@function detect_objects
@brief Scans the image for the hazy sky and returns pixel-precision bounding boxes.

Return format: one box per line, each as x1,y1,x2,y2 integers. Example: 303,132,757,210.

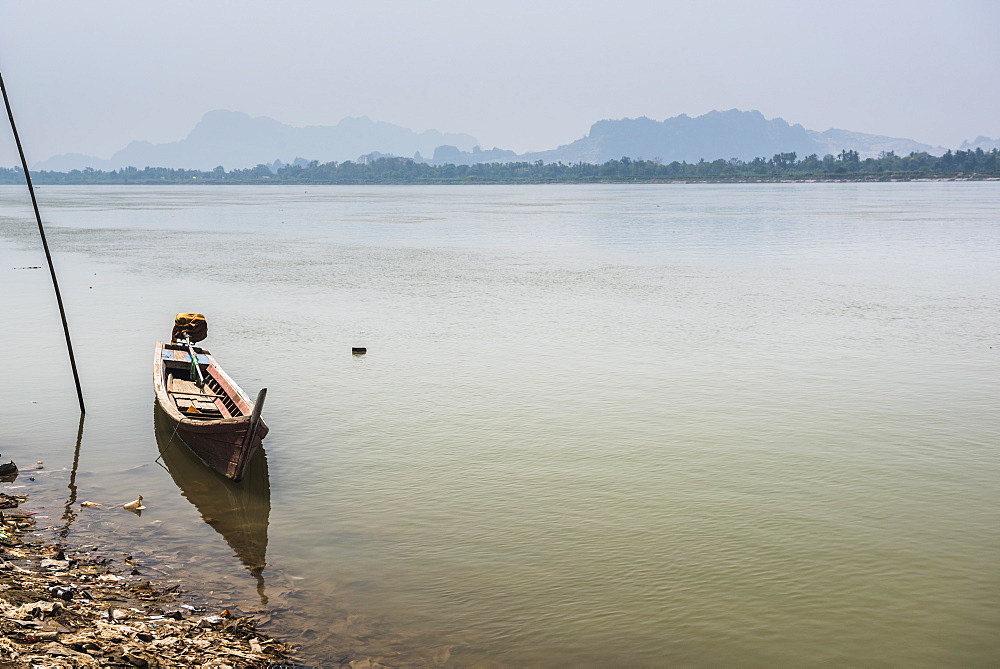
1,0,997,165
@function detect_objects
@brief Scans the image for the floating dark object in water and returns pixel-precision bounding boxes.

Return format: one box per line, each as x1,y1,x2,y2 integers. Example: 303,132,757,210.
352,347,367,355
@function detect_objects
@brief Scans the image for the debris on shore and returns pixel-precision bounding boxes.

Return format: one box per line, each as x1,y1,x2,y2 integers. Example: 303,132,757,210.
0,496,295,666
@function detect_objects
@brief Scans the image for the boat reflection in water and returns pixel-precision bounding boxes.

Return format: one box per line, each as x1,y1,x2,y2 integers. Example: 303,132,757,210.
154,406,271,604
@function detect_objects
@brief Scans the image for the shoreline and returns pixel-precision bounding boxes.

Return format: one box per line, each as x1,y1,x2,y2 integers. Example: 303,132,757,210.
2,175,999,187
0,492,296,666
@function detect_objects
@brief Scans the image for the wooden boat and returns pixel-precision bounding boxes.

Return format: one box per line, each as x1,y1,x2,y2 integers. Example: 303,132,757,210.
153,314,268,482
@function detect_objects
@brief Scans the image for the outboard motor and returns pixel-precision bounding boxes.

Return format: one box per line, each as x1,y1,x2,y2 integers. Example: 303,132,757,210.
171,313,209,386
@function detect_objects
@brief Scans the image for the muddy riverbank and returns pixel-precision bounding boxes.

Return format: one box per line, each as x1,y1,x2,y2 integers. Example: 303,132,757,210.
0,489,297,666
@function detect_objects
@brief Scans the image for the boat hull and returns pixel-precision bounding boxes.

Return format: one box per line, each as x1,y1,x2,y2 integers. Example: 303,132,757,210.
153,341,268,481
154,408,270,577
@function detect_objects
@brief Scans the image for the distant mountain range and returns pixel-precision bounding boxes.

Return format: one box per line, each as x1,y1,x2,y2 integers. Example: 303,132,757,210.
36,111,478,172
34,109,995,172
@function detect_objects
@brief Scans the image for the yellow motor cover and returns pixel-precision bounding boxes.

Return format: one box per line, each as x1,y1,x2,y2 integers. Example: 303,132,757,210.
171,313,208,343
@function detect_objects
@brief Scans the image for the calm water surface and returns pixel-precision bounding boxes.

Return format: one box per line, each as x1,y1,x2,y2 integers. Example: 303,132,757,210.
1,183,998,666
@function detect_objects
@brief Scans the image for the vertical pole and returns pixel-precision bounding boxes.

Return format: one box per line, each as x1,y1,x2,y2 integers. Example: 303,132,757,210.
0,69,85,414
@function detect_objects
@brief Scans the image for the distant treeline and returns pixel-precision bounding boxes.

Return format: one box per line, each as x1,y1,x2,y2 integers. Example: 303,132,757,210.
2,148,998,185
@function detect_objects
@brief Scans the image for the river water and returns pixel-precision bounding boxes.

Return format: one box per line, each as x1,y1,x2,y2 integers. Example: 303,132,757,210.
1,183,998,666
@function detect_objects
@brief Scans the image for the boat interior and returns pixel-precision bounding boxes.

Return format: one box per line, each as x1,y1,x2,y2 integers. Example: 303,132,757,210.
163,347,244,420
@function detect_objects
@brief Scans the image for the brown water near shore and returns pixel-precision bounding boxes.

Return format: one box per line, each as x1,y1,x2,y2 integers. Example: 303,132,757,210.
11,437,446,665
